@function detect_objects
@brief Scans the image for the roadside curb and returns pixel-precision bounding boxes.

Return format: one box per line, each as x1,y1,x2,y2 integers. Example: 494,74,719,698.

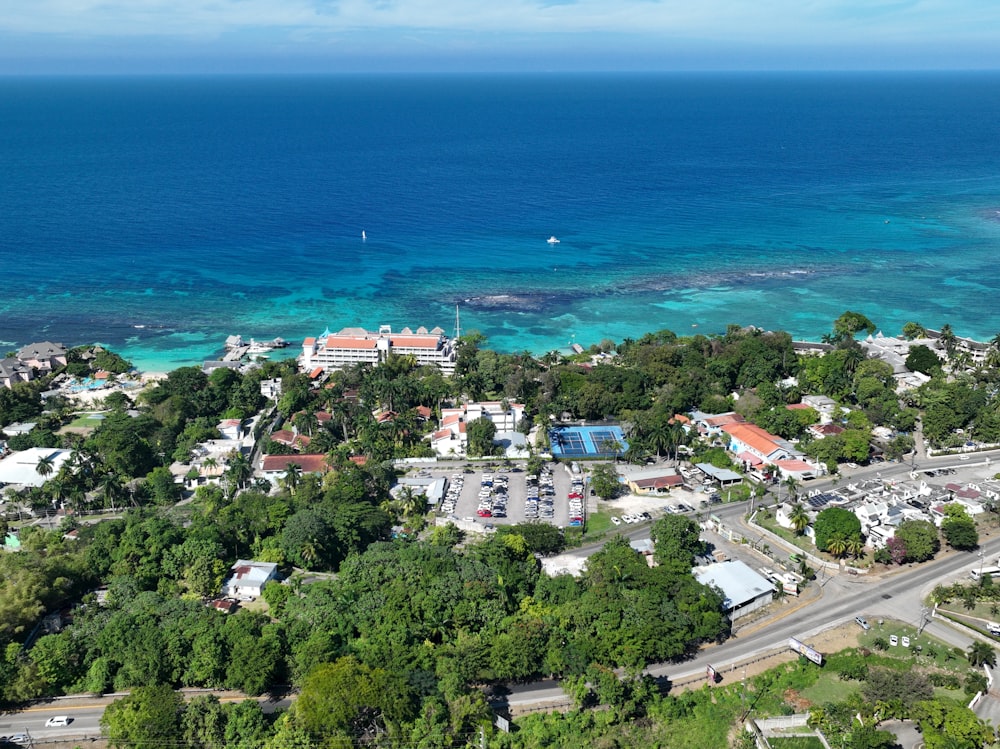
734,585,823,639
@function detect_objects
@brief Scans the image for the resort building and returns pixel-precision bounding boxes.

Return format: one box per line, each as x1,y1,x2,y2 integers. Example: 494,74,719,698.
16,341,67,373
300,325,457,376
0,358,33,389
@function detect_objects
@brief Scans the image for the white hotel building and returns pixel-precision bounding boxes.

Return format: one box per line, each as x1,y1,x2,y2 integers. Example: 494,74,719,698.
300,325,457,375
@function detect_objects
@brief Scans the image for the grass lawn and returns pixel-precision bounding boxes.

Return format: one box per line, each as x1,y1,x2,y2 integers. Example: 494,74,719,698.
583,510,614,539
769,738,825,749
68,414,105,428
857,621,973,673
798,674,858,704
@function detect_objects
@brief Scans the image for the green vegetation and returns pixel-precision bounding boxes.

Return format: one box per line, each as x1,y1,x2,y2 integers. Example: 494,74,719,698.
6,313,1000,747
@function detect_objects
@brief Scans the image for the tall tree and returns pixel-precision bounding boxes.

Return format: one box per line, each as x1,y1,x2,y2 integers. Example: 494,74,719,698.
101,685,184,749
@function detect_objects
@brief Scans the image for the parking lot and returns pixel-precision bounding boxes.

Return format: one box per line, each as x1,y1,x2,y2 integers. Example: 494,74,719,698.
429,464,587,529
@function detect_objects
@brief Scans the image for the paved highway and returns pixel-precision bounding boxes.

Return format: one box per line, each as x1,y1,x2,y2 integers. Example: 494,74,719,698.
1,692,293,744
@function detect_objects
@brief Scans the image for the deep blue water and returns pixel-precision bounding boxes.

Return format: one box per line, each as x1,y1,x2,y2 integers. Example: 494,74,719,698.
2,73,1000,370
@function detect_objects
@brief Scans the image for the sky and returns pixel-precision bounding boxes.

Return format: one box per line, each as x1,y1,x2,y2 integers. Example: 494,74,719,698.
1,0,999,74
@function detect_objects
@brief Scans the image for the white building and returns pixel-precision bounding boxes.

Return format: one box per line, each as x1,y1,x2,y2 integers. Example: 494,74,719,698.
430,401,526,457
693,560,776,620
222,560,279,599
0,448,74,488
300,325,457,376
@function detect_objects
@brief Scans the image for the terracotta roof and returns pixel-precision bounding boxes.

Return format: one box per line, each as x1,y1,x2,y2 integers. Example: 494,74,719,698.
309,367,324,379
303,337,316,345
786,403,813,410
261,454,330,473
388,335,441,348
323,338,378,350
432,428,454,441
633,475,684,489
415,406,432,419
349,455,368,466
670,414,691,424
271,430,311,449
722,422,782,456
442,413,463,427
737,451,763,466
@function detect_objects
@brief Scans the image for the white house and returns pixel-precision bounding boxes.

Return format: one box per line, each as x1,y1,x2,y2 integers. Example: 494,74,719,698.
221,560,279,599
430,401,526,457
217,419,243,441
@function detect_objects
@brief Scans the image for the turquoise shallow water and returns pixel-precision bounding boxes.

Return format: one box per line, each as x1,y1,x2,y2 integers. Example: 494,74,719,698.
1,73,999,371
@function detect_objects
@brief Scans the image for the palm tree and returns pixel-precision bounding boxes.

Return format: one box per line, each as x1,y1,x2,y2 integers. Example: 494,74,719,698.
282,462,302,496
967,641,997,668
98,472,124,512
783,475,800,502
845,536,865,560
789,503,810,536
35,454,55,479
225,451,253,496
396,486,427,522
938,323,957,359
826,535,848,559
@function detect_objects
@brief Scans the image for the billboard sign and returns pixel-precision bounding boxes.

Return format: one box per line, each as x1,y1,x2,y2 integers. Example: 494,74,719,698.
789,637,823,665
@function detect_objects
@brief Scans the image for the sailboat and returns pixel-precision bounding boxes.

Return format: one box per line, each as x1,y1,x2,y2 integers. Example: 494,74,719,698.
362,230,367,240
547,236,560,244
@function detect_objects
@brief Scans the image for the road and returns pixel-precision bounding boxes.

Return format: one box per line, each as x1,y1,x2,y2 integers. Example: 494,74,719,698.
1,692,294,744
506,450,1000,711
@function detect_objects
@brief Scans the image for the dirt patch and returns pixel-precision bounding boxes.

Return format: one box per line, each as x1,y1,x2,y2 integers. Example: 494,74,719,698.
681,624,862,690
783,688,811,712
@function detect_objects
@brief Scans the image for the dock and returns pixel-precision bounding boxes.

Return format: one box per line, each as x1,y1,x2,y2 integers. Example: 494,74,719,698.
223,345,249,362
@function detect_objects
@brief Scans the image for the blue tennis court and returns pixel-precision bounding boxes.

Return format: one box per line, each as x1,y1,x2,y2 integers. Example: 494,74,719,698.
550,425,628,458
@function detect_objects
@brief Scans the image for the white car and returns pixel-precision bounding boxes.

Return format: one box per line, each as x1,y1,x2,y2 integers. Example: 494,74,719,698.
611,516,621,526
46,716,71,727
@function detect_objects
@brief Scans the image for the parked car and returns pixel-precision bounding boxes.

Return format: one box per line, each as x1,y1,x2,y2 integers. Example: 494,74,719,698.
611,516,621,526
855,616,870,631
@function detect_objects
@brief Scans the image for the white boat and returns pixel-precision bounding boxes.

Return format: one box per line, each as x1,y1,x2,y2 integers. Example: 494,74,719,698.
362,230,367,240
547,236,560,244
246,338,275,355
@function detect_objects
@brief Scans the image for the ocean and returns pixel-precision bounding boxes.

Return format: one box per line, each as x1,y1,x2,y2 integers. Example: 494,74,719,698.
2,72,999,371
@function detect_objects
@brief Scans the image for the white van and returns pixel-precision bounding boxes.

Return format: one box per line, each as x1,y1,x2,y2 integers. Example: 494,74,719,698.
970,566,1000,581
987,622,1000,636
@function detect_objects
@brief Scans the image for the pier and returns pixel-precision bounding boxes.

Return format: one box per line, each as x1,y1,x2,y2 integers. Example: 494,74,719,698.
223,345,249,362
